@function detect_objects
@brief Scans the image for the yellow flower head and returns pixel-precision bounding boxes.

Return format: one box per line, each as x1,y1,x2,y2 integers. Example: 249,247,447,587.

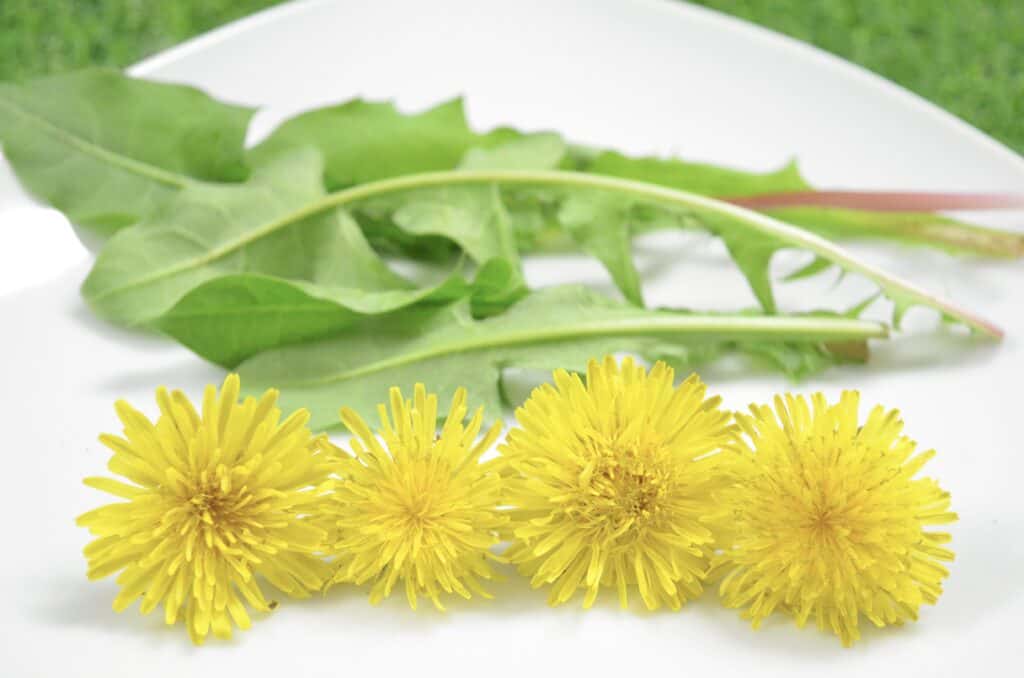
500,356,733,610
323,384,505,610
714,392,956,646
77,375,333,644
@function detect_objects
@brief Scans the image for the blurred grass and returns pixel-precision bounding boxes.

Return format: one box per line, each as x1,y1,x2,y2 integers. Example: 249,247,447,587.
1,0,1021,152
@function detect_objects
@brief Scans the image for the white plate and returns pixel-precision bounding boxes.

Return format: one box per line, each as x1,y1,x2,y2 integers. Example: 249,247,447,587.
1,1,1021,676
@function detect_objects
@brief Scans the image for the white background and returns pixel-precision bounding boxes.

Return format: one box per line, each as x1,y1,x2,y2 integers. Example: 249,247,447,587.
0,1,1022,676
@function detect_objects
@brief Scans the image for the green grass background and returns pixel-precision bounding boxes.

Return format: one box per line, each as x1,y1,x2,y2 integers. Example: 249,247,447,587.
1,0,1020,152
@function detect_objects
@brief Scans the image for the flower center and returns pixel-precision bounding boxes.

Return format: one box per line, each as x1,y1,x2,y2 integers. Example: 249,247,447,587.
402,496,436,523
607,466,662,517
390,460,453,532
577,440,671,532
799,491,858,545
181,476,249,532
189,491,229,518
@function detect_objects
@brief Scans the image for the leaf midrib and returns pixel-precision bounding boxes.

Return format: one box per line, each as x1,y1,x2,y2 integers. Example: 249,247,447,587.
274,313,888,388
88,168,1002,337
0,95,193,190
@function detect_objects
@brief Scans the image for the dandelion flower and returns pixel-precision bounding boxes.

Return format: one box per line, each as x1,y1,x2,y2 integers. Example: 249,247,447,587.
322,384,505,610
500,356,733,610
714,391,956,646
77,375,333,644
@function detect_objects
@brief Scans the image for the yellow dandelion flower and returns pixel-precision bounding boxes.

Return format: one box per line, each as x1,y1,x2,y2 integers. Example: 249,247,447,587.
714,391,956,646
500,356,734,610
322,384,506,610
77,374,334,644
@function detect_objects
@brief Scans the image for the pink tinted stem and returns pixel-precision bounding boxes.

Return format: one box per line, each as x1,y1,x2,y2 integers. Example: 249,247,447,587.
727,191,1024,212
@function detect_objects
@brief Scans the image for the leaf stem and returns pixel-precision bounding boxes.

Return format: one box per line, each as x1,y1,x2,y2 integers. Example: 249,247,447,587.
308,170,1002,338
726,190,1024,258
280,313,888,388
728,190,1024,212
97,169,1003,338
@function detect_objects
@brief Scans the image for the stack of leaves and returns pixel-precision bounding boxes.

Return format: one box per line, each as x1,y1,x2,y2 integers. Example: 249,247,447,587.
2,68,1020,428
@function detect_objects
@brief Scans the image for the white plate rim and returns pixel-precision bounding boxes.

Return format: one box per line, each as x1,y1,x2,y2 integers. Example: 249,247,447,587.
129,0,1024,172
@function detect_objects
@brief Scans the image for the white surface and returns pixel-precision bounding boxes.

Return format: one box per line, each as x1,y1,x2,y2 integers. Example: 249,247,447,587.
1,0,1022,675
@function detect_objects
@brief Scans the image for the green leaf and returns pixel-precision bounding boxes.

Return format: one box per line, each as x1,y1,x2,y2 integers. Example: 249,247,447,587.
82,147,335,325
315,169,1003,336
387,185,519,268
558,191,643,305
82,149,469,363
460,133,566,170
468,129,644,306
716,226,780,312
97,165,995,336
250,97,514,190
783,255,834,282
358,183,525,312
309,211,414,292
576,148,1023,258
152,272,468,368
0,68,253,237
246,93,1021,267
579,150,810,197
352,134,568,309
6,69,1014,264
239,285,889,431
